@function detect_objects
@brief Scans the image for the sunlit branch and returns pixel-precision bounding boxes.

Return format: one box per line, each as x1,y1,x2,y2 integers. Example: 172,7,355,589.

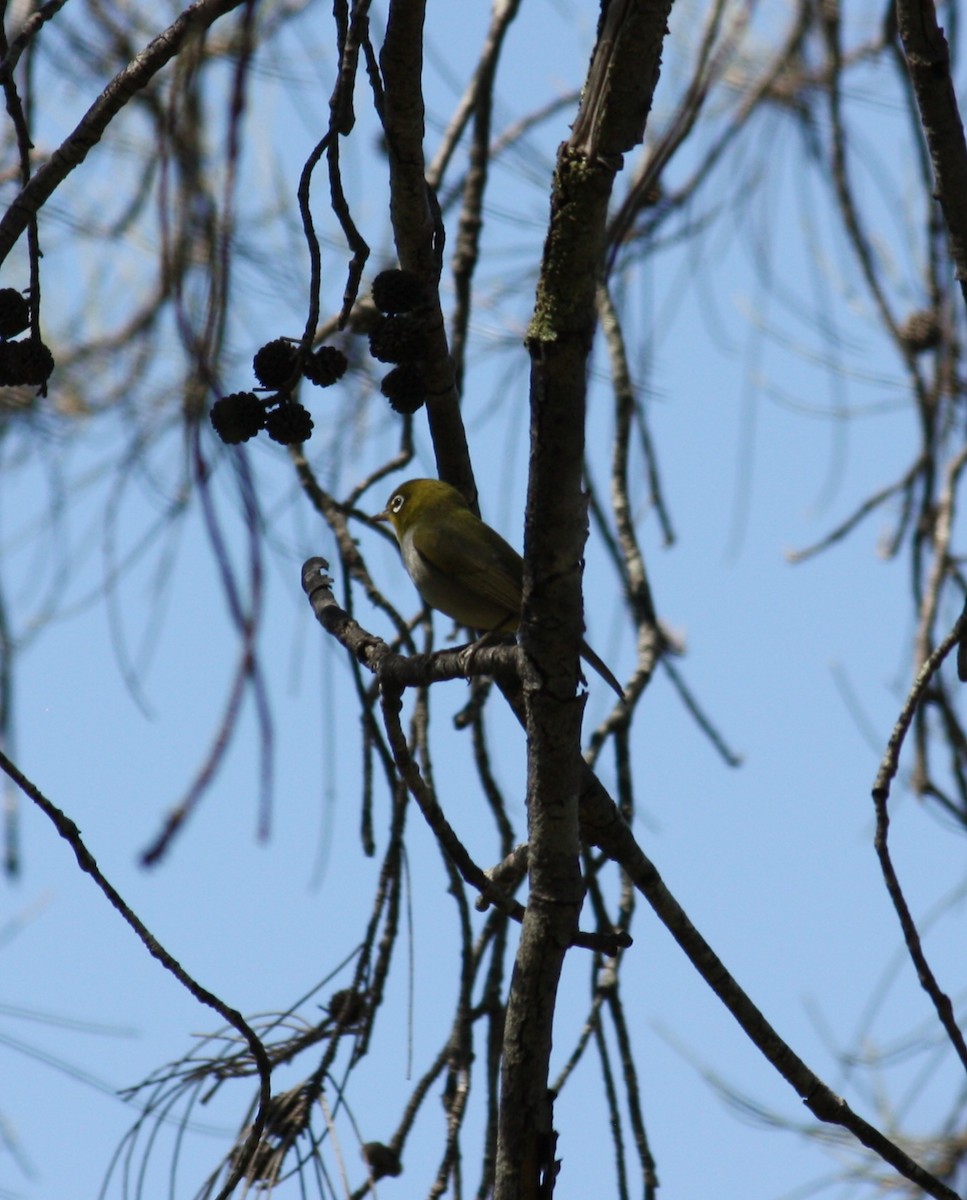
896,0,967,313
871,600,967,1076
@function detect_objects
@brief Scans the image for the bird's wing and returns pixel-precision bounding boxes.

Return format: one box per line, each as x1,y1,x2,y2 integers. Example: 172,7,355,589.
411,519,523,615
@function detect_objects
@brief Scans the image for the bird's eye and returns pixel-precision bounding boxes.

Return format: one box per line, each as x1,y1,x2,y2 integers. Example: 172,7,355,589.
391,494,405,513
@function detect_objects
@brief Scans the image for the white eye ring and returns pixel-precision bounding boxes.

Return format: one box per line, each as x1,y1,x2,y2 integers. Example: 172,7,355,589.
391,494,405,513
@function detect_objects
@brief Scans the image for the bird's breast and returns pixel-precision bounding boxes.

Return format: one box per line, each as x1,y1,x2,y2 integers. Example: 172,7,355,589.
400,530,516,632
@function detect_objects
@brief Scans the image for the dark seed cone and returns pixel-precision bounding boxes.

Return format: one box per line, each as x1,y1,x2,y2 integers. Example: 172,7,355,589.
303,345,348,387
361,1143,402,1180
371,268,426,315
380,363,426,414
0,338,55,387
327,988,365,1026
0,341,28,386
0,289,30,339
253,338,300,388
22,340,54,386
210,391,265,444
368,314,429,364
265,400,313,445
899,309,941,355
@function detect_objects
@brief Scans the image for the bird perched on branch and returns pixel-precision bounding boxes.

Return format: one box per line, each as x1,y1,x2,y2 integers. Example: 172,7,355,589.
375,478,623,698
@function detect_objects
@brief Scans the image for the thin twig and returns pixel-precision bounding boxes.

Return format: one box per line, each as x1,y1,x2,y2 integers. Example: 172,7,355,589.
873,602,967,802
786,459,924,564
870,598,967,1073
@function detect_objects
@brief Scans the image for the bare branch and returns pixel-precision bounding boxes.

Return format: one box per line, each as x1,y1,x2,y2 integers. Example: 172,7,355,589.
0,0,249,264
895,0,967,309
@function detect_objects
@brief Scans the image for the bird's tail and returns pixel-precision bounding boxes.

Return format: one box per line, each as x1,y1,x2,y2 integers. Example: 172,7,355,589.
580,639,624,699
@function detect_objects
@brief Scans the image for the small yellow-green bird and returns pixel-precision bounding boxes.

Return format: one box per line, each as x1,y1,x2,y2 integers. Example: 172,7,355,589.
376,478,623,698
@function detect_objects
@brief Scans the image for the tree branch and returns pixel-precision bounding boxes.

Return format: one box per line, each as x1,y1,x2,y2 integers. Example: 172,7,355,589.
895,0,967,307
302,561,959,1200
0,0,249,265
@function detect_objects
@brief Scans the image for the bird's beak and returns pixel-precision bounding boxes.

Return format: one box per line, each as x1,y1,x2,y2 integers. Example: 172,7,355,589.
374,508,390,524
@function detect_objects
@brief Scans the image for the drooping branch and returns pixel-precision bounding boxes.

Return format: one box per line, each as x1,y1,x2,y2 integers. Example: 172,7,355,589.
0,0,250,264
577,766,962,1200
379,0,475,499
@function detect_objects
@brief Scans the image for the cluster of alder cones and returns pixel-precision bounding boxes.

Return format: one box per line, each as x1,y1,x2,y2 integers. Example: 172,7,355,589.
209,268,429,447
0,288,54,388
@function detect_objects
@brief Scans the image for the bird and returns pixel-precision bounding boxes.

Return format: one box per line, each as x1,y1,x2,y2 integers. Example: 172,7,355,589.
375,478,624,698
